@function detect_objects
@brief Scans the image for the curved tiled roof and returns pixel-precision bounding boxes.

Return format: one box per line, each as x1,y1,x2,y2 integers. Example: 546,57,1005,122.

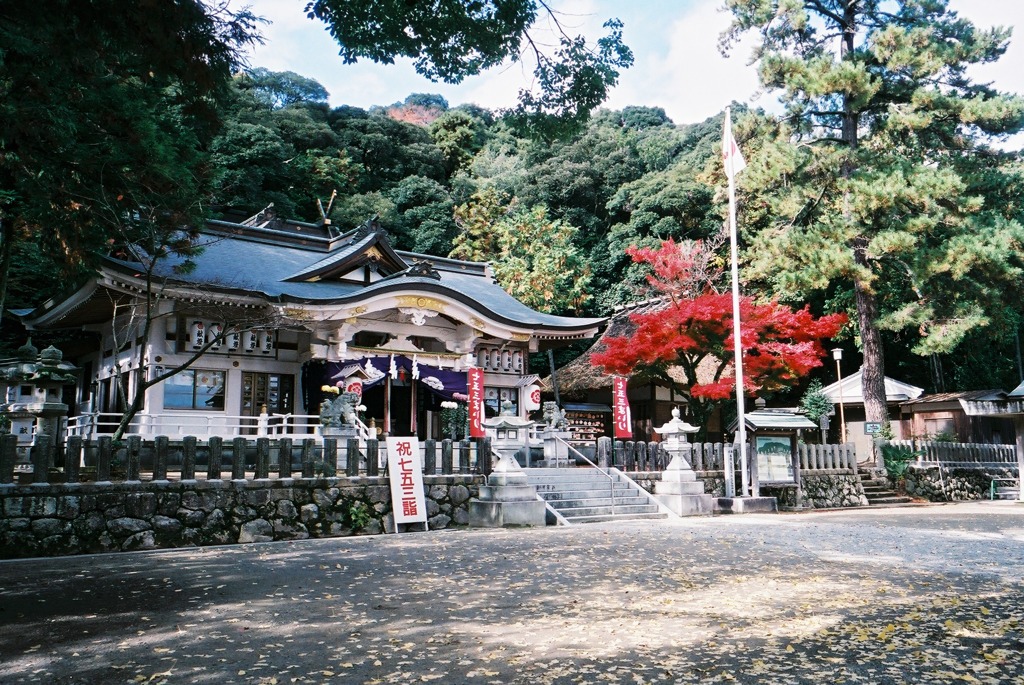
101,219,603,333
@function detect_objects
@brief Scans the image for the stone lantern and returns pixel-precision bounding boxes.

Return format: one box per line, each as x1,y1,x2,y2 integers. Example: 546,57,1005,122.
0,341,79,467
652,407,713,516
481,399,536,466
469,400,546,527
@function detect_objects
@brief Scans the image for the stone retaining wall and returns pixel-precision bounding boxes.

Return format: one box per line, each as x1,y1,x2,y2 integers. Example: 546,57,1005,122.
904,465,1016,502
0,475,482,559
764,472,867,509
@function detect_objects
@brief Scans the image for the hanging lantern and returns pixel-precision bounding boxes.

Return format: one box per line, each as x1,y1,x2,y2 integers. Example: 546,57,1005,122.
260,330,274,354
244,331,258,352
208,323,224,350
502,350,512,371
190,321,205,349
512,351,523,372
227,331,241,351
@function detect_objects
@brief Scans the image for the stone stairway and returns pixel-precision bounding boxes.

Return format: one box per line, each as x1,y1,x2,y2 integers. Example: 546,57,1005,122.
524,468,667,524
858,470,914,506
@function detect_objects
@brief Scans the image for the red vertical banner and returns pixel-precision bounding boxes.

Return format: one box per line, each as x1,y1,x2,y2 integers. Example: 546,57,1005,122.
613,376,633,439
468,368,485,438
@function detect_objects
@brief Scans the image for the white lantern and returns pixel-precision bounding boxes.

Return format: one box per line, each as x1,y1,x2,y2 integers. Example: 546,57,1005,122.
190,321,205,349
260,330,274,354
244,331,258,352
227,331,241,351
208,323,223,350
512,350,523,372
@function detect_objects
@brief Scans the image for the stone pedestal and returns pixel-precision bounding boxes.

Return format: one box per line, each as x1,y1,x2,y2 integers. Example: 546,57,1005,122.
654,449,714,516
714,496,778,514
469,453,546,527
539,429,573,467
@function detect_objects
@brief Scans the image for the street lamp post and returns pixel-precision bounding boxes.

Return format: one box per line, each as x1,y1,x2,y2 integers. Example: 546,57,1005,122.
833,348,847,445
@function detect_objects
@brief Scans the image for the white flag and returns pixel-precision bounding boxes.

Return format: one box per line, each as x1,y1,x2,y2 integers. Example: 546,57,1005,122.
723,109,747,180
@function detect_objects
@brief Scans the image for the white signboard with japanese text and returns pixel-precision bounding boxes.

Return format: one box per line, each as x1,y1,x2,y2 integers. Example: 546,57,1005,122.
385,436,428,528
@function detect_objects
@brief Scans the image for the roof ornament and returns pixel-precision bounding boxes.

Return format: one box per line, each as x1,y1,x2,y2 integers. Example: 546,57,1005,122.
405,261,442,280
354,214,385,240
242,203,276,227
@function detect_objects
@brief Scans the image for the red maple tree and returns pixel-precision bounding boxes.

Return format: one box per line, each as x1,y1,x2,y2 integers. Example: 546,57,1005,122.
591,239,847,427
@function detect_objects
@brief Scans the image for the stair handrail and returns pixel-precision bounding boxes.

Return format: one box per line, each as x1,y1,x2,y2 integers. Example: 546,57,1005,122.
554,436,688,520
608,467,682,519
555,435,617,516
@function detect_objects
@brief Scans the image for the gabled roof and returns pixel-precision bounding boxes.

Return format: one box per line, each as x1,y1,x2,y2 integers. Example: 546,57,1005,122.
901,389,1003,406
728,409,817,432
543,299,718,396
959,380,1024,416
23,212,604,340
821,368,923,405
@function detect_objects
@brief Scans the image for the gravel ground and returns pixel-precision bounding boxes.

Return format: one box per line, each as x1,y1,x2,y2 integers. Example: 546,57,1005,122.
1,501,1022,684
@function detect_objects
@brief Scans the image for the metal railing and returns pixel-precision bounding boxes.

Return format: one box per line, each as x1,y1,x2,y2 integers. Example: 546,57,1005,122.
66,412,327,441
555,435,618,516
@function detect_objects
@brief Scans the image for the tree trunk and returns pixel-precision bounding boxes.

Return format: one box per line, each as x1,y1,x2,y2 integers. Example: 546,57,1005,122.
854,273,889,425
841,4,886,426
0,219,15,328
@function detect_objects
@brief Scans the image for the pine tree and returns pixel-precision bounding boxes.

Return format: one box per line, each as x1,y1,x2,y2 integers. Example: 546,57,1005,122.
723,0,1024,426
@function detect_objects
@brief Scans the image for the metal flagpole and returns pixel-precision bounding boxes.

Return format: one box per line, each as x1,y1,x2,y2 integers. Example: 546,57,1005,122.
725,107,748,498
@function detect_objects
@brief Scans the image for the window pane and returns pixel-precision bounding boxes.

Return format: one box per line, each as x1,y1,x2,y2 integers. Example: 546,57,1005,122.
164,370,196,409
196,370,225,410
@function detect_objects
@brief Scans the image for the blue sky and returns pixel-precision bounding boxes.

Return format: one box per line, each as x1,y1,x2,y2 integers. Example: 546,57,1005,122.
237,0,1024,129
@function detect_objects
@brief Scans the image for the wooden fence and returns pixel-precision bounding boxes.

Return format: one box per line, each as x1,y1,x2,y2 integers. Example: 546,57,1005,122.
890,440,1017,467
0,433,490,486
606,440,856,473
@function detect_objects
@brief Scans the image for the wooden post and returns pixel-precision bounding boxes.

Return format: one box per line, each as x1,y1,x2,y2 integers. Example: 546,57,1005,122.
31,433,52,484
97,435,112,482
126,435,141,481
477,437,493,476
277,438,293,478
636,441,648,471
366,439,379,476
255,437,270,479
0,433,17,484
64,435,82,484
231,437,246,480
322,438,337,477
301,438,316,478
181,436,197,480
153,435,169,481
422,439,436,475
207,436,223,480
345,438,360,476
441,439,454,475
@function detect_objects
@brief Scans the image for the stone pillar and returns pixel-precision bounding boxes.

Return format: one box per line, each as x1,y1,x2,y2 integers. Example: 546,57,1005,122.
208,436,224,480
181,436,197,481
231,437,247,480
1015,416,1024,503
540,429,573,467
